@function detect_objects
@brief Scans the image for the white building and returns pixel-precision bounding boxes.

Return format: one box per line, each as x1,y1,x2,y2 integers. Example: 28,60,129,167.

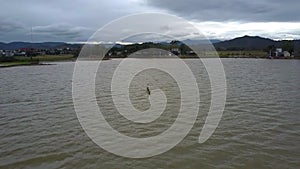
275,48,283,57
3,50,14,57
283,51,291,57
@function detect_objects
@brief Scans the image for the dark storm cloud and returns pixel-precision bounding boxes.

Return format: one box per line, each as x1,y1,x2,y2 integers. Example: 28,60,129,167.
145,0,300,22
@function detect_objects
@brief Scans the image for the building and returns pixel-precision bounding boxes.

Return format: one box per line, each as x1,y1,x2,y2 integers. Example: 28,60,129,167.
2,50,14,57
269,48,291,58
14,51,26,56
283,51,291,57
275,48,283,57
170,48,181,55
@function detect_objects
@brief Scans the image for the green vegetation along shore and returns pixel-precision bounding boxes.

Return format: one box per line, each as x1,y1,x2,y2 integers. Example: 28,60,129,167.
1,51,298,68
0,54,75,68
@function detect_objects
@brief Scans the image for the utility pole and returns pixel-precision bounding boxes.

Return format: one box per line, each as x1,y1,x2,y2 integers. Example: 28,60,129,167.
30,26,33,61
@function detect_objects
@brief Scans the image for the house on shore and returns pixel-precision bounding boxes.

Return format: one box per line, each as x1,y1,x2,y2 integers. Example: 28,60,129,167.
170,48,181,55
269,48,291,59
0,50,14,57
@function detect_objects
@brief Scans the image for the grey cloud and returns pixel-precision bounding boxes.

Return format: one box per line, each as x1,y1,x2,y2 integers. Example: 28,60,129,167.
0,20,25,33
28,23,95,42
0,0,299,42
33,24,90,38
145,0,300,22
0,0,146,42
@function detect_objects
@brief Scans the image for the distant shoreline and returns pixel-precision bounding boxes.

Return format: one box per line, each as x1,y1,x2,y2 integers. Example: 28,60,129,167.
1,53,298,68
0,54,74,68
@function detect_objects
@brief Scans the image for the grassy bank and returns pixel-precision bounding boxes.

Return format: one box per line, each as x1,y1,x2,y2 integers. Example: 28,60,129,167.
0,61,34,67
16,54,75,62
0,54,75,68
216,50,267,58
153,50,268,58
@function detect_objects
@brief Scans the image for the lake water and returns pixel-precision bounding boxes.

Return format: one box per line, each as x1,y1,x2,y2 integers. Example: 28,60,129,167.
0,59,299,168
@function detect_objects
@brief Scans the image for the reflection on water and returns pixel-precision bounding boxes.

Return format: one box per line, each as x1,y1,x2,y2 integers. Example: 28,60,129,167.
0,59,299,168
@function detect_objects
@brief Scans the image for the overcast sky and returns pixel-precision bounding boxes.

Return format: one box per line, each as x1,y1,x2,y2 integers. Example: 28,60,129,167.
0,0,299,42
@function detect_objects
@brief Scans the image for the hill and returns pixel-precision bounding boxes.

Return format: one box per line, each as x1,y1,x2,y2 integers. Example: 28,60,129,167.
0,42,82,50
183,39,221,45
213,35,279,50
0,36,298,53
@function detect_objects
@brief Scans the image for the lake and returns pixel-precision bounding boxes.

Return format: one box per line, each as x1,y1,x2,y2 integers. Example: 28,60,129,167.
0,58,299,168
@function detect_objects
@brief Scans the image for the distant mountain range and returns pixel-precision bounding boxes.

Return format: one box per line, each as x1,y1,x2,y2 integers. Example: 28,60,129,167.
214,35,298,50
182,39,221,45
0,42,82,50
0,36,298,50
